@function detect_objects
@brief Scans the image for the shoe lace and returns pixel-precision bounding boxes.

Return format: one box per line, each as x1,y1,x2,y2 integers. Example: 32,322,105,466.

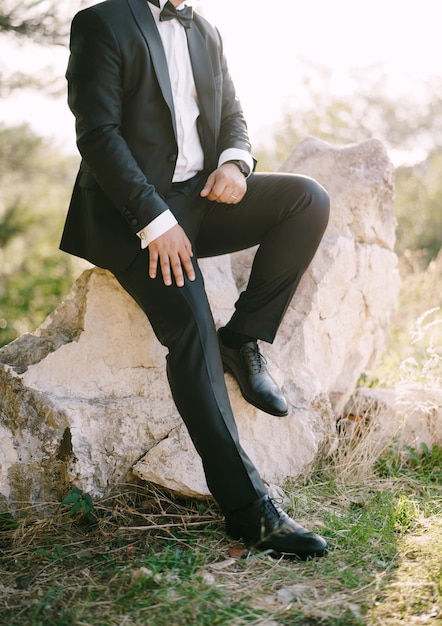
261,497,283,526
240,344,267,374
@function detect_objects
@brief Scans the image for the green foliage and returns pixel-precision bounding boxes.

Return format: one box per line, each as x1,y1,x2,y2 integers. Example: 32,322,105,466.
0,123,79,347
395,151,442,263
405,441,442,469
62,487,94,518
0,511,18,530
369,254,442,388
375,442,442,481
393,494,421,533
35,545,66,560
255,67,442,267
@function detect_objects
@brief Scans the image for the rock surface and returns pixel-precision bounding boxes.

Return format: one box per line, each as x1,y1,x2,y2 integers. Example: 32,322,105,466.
0,138,401,509
341,386,442,454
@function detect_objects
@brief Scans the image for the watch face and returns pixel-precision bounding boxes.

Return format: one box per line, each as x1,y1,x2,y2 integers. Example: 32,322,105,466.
233,160,249,176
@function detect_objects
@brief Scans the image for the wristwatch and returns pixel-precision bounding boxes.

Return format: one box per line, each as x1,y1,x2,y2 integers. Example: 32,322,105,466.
225,159,250,177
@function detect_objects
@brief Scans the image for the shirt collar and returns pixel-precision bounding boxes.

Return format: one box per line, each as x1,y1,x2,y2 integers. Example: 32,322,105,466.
149,0,187,9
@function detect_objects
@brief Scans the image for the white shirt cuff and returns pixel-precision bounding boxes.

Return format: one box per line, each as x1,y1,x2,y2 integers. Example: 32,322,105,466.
218,148,254,178
137,210,178,249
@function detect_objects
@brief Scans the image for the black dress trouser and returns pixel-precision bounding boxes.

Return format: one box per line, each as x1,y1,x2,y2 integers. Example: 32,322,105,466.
113,172,330,513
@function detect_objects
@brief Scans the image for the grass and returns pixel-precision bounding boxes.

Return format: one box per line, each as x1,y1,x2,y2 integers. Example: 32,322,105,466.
1,438,441,626
368,249,442,389
1,253,441,625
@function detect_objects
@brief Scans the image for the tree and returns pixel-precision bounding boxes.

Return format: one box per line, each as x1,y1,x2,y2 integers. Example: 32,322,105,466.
255,65,442,170
0,1,77,43
395,151,442,264
0,2,90,346
0,0,86,94
0,123,79,347
254,66,442,265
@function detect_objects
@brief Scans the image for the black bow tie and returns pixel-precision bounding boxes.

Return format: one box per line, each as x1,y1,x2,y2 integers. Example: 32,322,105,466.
159,1,193,29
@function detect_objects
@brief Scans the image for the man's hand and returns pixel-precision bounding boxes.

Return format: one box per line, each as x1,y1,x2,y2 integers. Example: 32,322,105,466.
148,224,195,287
200,162,247,204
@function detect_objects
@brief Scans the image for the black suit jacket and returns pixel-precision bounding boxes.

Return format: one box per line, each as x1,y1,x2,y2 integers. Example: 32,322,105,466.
60,0,252,272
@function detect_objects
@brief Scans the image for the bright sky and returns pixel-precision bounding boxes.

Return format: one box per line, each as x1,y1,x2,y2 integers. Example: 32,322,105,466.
1,0,441,153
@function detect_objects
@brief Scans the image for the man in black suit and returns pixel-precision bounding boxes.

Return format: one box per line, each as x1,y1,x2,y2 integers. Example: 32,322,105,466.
61,0,330,559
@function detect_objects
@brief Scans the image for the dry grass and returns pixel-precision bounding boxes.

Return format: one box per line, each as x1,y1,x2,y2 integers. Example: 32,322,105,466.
1,429,441,626
367,513,442,625
372,249,442,388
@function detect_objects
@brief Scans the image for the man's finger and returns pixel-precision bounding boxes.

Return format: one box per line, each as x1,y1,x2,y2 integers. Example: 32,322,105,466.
148,224,195,287
169,255,184,287
200,172,216,198
160,257,173,286
149,250,158,279
180,254,195,282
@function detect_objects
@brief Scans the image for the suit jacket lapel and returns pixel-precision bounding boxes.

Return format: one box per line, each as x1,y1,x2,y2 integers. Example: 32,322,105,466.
186,22,217,147
127,0,177,138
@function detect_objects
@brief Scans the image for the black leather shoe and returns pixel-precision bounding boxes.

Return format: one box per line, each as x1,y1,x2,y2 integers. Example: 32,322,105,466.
218,331,288,416
225,495,328,560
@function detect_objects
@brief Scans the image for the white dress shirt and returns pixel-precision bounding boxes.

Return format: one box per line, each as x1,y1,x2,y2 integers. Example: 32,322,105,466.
137,0,253,248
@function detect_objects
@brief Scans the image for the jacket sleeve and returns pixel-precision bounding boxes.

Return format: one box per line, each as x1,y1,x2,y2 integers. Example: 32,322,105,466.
66,8,169,233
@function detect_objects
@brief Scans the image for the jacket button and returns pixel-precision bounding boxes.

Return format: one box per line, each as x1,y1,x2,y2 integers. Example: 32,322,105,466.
168,153,177,162
130,218,138,226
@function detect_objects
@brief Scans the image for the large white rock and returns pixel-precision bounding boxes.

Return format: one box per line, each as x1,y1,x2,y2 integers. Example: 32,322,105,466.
231,138,400,413
0,138,400,509
341,386,442,454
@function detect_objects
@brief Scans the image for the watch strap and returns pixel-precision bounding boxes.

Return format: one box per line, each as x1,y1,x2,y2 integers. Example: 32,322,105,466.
225,159,250,177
